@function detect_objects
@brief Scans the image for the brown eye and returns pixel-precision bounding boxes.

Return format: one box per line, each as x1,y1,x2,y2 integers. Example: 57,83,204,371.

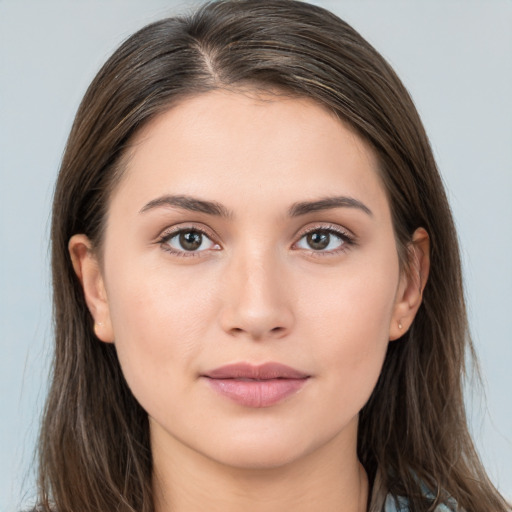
179,231,203,251
295,228,348,253
306,231,330,250
162,229,218,254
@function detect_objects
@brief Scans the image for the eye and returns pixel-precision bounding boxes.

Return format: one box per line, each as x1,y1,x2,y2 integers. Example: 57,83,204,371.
295,228,351,253
160,228,219,255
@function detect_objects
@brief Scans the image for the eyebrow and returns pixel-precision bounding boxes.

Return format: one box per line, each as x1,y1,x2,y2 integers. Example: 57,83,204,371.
139,194,232,217
139,194,372,218
288,196,373,217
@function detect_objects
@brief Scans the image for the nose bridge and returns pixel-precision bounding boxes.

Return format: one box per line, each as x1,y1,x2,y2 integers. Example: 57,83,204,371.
220,240,294,340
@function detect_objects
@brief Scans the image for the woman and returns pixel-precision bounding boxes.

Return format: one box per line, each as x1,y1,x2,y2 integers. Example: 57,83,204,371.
36,1,510,511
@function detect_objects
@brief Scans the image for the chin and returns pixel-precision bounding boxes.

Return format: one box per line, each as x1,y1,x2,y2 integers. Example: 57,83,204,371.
209,441,311,471
196,422,342,472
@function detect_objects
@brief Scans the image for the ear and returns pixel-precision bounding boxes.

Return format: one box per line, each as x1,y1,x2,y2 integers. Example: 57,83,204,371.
68,234,115,343
389,227,430,341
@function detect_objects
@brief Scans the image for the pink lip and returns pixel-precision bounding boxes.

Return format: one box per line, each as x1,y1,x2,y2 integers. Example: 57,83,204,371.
202,363,310,408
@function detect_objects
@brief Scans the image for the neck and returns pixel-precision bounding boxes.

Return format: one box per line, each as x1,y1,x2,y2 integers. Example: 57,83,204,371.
152,422,368,512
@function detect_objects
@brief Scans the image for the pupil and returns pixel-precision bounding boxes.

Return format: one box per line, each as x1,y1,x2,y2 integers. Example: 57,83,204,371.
180,231,202,250
307,231,329,250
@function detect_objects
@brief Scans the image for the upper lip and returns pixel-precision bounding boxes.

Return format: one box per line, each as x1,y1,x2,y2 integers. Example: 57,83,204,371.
203,362,310,380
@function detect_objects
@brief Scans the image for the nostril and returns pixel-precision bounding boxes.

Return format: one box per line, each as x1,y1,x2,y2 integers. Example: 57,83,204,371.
269,326,288,338
227,325,288,339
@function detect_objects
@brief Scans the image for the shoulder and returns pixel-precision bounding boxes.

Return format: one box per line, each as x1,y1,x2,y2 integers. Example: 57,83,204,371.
384,494,459,512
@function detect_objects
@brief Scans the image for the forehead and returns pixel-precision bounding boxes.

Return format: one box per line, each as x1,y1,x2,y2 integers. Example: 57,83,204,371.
111,89,387,215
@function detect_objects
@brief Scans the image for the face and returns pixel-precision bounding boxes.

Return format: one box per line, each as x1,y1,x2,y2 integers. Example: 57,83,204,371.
72,90,423,471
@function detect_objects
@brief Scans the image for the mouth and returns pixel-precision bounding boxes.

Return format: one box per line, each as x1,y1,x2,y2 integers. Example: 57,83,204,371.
202,362,310,408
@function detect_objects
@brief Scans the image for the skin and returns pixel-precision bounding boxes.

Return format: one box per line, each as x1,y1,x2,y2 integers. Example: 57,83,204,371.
70,90,429,512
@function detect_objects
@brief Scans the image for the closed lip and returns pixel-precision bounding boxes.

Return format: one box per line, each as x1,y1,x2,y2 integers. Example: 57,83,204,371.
203,362,310,380
202,362,310,408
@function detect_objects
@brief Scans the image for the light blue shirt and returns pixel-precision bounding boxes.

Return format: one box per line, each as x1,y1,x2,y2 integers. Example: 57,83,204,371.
384,494,457,511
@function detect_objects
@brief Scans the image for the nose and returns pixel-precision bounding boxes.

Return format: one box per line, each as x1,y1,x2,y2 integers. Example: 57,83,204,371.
219,249,295,341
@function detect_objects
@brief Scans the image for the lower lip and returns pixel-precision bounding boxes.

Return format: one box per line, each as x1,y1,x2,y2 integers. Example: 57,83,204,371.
205,378,308,408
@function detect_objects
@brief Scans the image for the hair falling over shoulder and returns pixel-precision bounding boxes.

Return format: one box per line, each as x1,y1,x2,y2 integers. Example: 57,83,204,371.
38,1,510,511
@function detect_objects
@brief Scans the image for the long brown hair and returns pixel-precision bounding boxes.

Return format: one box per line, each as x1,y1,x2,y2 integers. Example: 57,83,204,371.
38,1,510,511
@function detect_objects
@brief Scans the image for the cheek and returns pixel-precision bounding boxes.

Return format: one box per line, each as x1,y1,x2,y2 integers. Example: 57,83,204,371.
103,260,218,412
298,258,398,403
302,255,398,336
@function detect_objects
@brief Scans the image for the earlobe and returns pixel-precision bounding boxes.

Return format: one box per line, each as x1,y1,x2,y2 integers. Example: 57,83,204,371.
68,234,115,343
389,227,430,341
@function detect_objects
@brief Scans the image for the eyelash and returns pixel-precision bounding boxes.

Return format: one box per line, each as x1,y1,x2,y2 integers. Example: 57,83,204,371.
294,224,356,257
157,225,219,258
156,224,356,258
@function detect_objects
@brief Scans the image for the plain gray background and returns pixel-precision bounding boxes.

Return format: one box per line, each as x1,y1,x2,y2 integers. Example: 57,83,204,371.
1,1,511,510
